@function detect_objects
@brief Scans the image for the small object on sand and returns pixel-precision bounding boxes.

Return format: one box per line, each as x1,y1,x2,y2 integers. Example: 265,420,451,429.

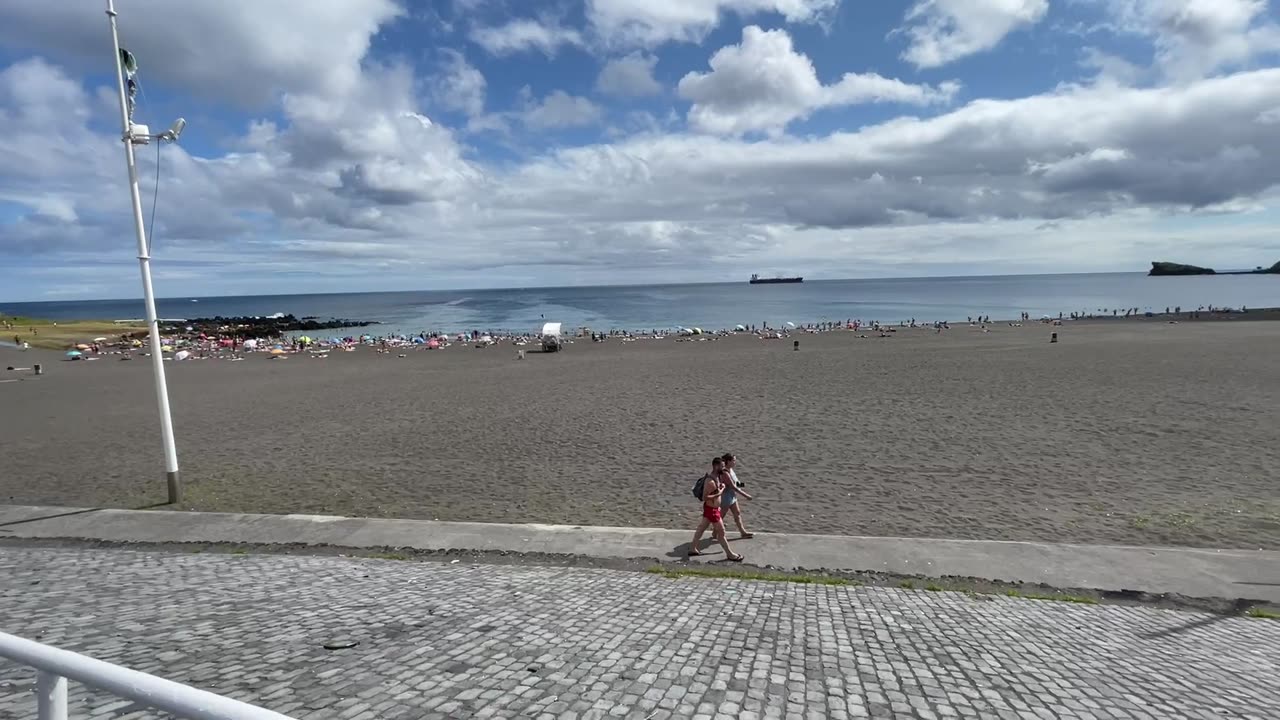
397,353,406,358
1050,332,1058,344
322,639,359,650
517,350,525,360
34,364,42,375
793,340,799,351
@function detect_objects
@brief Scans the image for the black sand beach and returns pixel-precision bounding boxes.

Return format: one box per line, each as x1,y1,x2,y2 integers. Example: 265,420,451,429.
2,318,1278,549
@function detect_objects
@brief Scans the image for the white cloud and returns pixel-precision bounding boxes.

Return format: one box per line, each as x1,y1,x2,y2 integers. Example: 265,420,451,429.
899,0,1049,68
0,57,90,132
11,55,1280,286
679,26,959,135
472,1,840,55
1099,0,1280,80
597,53,663,97
469,19,584,56
1079,47,1149,86
587,0,839,47
6,3,1280,297
0,0,401,107
519,90,604,130
434,50,487,117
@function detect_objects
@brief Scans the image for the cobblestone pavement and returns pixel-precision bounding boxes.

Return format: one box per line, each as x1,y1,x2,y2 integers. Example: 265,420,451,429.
0,548,1277,720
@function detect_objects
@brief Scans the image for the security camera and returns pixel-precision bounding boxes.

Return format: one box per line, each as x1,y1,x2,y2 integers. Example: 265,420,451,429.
159,118,186,142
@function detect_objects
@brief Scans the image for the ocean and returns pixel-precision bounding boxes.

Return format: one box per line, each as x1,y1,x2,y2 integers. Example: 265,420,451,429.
2,273,1277,335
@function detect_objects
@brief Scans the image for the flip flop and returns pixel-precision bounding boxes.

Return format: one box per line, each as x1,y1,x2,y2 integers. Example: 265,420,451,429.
739,533,755,539
726,554,745,562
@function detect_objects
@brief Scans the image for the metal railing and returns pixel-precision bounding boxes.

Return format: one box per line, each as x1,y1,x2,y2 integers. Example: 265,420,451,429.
0,631,295,720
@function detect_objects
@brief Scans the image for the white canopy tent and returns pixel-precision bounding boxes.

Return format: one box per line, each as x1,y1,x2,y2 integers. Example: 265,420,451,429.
541,322,563,352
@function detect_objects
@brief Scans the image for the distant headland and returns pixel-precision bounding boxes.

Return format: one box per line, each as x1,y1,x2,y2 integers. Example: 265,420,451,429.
1149,261,1280,276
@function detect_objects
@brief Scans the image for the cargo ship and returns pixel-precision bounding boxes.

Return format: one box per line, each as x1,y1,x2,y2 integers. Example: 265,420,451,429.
749,274,803,284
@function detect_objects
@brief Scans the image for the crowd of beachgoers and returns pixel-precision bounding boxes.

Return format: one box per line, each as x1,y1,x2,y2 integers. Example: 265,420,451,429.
37,319,969,360
5,302,1263,362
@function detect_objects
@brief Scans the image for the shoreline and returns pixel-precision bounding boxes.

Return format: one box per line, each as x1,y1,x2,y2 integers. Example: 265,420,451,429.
5,306,1277,353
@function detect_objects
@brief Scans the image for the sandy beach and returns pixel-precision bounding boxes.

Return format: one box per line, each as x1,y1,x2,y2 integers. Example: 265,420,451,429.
2,318,1279,550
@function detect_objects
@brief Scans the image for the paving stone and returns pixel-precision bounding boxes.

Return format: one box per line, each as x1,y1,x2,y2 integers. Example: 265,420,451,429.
0,547,1275,720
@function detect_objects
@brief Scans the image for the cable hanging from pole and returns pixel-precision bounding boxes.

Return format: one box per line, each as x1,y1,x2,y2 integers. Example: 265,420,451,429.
149,140,160,256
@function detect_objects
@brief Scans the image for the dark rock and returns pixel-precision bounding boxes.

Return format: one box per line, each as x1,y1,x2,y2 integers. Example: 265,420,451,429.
1149,261,1215,276
157,314,379,338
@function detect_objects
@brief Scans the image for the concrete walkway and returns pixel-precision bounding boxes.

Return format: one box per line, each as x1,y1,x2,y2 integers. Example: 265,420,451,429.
1,504,1277,602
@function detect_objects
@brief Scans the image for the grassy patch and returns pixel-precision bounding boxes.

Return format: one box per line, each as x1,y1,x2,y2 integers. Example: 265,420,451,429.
898,580,914,589
230,549,248,555
646,567,854,586
1001,588,1096,604
1246,607,1279,620
0,316,146,351
925,584,943,592
369,552,410,561
1130,510,1199,532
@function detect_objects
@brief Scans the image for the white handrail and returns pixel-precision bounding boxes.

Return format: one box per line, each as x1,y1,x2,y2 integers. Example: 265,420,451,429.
0,631,295,720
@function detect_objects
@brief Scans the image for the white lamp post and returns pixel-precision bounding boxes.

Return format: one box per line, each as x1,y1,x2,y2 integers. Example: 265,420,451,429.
105,0,184,503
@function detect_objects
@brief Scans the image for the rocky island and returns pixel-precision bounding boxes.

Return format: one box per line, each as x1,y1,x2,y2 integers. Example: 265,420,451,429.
1149,261,1280,276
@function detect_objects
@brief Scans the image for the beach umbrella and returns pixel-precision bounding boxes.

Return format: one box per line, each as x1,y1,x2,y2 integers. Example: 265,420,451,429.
243,339,258,350
93,337,108,342
65,350,82,358
785,322,796,329
734,324,746,332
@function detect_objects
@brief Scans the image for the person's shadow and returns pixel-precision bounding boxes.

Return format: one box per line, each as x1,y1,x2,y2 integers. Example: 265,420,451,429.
667,538,744,560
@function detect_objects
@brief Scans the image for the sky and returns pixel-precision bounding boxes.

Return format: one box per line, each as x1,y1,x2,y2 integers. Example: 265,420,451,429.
3,0,1280,301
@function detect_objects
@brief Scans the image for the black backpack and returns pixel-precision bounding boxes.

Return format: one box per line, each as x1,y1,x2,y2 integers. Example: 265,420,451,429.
691,473,708,500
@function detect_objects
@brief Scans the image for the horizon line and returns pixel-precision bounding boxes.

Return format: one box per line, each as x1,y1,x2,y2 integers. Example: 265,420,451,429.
0,269,1151,306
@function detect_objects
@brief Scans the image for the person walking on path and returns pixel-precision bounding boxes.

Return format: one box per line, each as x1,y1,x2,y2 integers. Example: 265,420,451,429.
688,457,721,556
688,460,743,561
720,453,754,539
